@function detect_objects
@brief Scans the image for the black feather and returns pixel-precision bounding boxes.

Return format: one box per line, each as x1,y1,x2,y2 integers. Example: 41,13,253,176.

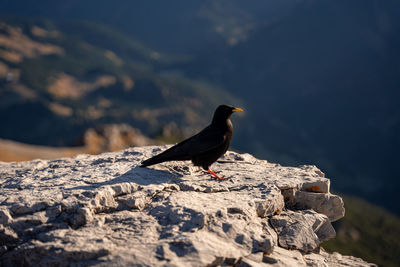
140,105,242,170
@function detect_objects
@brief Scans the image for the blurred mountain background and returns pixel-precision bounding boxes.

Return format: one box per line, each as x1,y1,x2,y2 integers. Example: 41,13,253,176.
0,0,399,265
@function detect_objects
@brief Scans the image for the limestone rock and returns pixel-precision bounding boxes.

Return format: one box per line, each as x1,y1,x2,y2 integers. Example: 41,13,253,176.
270,210,336,253
0,146,374,266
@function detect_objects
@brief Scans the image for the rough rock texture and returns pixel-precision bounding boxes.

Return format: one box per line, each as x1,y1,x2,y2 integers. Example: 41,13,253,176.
0,146,375,266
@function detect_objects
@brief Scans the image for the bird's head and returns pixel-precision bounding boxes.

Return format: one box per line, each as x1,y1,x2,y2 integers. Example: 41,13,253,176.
212,105,243,123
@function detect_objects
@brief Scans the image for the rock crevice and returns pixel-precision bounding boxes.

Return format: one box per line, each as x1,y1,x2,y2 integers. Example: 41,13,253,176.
0,146,374,266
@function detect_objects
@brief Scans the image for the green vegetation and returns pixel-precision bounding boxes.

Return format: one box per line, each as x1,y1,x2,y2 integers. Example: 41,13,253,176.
323,195,400,267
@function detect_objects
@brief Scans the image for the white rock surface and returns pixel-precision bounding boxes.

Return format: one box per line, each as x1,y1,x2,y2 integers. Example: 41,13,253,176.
270,210,335,253
0,146,375,266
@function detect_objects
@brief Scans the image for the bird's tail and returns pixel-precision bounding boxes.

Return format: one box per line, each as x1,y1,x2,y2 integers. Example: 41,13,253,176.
140,148,191,167
140,154,167,167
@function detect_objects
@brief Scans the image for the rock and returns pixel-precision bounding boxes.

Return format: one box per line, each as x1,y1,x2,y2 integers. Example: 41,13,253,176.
319,249,377,267
270,210,336,253
0,146,374,266
292,191,345,222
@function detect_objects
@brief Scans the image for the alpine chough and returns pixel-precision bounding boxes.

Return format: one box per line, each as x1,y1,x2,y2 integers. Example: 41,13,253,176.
140,105,243,180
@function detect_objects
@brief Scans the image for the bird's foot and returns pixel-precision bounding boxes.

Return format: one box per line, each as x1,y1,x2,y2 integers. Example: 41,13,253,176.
206,170,228,180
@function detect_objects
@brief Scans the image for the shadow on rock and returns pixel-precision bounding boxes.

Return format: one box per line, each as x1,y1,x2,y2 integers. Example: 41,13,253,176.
68,166,180,191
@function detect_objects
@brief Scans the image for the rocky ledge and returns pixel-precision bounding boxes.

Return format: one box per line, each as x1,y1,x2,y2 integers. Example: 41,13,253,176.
0,146,375,266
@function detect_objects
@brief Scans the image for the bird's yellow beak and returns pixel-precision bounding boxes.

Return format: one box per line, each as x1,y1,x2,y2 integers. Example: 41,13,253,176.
232,107,244,112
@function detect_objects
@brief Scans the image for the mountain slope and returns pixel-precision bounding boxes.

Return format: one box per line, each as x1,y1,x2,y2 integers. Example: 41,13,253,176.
0,17,238,146
0,0,300,53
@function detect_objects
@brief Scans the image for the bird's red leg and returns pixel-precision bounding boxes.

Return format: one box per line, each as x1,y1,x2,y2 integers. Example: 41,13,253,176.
202,170,221,174
207,170,228,180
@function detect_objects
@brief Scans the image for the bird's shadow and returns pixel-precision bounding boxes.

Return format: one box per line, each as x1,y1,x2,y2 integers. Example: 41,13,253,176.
68,166,182,191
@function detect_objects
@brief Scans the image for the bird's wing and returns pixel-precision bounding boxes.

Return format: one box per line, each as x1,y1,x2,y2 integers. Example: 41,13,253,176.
176,125,226,157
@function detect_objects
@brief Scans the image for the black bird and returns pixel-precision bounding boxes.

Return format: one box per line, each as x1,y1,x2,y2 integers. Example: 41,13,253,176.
140,105,243,180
